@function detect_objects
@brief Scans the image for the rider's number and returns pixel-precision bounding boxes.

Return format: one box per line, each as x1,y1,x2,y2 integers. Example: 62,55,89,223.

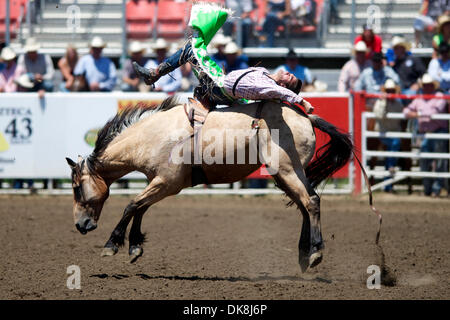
4,117,33,139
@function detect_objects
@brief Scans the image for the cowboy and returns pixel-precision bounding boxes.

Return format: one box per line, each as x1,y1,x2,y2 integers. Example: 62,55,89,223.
17,37,55,96
73,36,117,92
0,47,24,93
391,36,426,95
121,41,148,92
133,3,313,113
403,73,449,197
338,41,371,92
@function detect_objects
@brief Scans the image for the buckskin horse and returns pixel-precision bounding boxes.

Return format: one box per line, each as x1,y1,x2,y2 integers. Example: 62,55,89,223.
66,96,353,271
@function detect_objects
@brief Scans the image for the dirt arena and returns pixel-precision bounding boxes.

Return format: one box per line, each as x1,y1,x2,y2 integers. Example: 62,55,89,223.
0,193,448,300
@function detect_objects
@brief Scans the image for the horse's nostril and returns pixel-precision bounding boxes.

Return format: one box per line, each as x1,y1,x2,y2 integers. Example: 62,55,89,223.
75,223,87,234
83,218,90,228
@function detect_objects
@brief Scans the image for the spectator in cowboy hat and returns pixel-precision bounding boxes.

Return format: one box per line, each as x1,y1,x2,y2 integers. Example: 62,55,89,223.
17,37,55,97
121,41,149,92
73,36,117,91
428,42,450,93
373,78,404,192
404,73,449,197
0,46,25,92
432,14,450,58
414,0,450,48
391,35,426,95
338,41,371,92
211,33,231,71
144,38,181,93
223,42,249,73
354,52,401,109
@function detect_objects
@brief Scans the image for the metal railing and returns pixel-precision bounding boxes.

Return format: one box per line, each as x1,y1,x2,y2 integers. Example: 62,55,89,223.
361,111,450,191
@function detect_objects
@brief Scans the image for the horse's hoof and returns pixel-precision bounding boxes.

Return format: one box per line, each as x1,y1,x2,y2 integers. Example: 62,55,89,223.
299,254,310,273
101,247,118,257
129,246,143,263
309,252,323,268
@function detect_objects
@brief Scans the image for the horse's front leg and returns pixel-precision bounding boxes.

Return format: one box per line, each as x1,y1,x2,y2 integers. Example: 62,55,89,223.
125,175,182,262
128,207,148,263
101,202,140,256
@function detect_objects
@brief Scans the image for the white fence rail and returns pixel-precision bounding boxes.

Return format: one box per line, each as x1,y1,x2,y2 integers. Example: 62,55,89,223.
361,112,450,191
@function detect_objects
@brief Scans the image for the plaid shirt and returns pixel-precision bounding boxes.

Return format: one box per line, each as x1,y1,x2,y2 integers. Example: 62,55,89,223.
223,67,304,105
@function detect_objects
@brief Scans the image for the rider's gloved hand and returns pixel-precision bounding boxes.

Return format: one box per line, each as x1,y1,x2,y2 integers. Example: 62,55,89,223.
301,99,314,114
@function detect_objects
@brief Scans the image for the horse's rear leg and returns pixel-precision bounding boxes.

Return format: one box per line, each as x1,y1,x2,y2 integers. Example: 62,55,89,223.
274,170,323,272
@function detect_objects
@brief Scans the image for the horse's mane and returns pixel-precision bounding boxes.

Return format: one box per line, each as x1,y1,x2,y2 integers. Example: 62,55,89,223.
88,95,180,167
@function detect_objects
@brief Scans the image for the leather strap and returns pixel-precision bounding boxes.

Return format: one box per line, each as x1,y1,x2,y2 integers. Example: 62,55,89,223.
232,70,257,96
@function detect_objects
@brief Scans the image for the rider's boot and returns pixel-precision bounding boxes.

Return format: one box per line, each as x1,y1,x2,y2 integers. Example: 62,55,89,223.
132,61,174,86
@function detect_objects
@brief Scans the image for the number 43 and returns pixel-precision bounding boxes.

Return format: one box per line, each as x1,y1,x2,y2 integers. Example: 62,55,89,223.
4,118,33,139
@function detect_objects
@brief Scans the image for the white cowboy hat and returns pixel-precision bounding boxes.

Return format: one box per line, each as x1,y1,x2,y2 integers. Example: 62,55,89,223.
391,36,411,51
90,36,106,48
420,73,440,89
129,41,145,54
211,33,231,47
224,42,240,55
15,74,35,89
381,78,400,93
152,38,169,50
24,37,40,52
352,41,368,54
354,41,367,52
0,47,17,61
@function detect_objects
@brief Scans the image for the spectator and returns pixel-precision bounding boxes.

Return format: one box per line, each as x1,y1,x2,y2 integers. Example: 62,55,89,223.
403,73,449,197
353,24,382,59
355,53,400,95
391,36,426,95
17,38,55,97
74,37,117,92
144,38,182,93
0,43,5,72
0,47,24,92
428,42,450,93
372,79,404,192
223,42,249,73
290,0,317,27
432,14,450,57
276,48,313,87
328,0,341,25
386,34,412,67
223,0,253,48
338,41,371,93
211,33,231,70
414,0,450,48
57,45,79,92
260,0,292,47
121,41,148,92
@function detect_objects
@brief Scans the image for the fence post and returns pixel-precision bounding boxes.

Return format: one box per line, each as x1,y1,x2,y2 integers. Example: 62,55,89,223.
352,91,365,194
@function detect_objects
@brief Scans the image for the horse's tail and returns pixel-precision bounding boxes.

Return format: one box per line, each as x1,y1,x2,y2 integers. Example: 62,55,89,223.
305,115,354,188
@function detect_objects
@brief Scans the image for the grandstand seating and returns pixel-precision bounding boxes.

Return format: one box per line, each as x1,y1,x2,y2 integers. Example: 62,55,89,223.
155,0,189,39
0,0,26,41
126,0,156,39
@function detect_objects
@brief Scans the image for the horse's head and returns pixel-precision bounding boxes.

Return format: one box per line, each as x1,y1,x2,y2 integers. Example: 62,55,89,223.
66,156,109,234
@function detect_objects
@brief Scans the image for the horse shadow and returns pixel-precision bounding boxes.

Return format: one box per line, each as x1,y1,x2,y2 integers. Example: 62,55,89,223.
90,273,332,284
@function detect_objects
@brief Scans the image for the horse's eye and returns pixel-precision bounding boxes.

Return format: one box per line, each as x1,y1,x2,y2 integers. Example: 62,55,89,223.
73,186,82,199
